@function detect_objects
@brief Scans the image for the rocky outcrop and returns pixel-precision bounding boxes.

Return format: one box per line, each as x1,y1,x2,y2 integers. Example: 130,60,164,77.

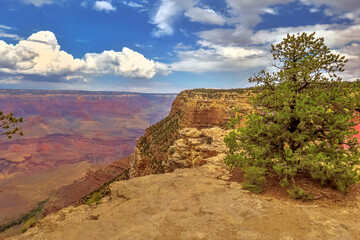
129,112,182,177
166,127,230,169
130,89,252,177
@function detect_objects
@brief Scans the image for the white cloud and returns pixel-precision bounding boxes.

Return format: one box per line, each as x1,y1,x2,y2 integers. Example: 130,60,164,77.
0,31,170,80
225,0,293,28
123,1,143,8
184,7,226,25
93,1,116,12
152,0,183,36
171,40,269,73
251,24,360,48
197,26,254,45
0,25,13,30
151,0,197,37
301,0,360,23
263,7,278,15
301,0,360,12
22,0,58,6
0,30,22,41
0,40,36,71
84,48,165,78
174,42,192,50
175,22,360,82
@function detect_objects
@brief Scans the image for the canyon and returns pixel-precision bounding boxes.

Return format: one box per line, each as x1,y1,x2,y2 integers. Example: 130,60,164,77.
1,88,359,239
0,89,176,225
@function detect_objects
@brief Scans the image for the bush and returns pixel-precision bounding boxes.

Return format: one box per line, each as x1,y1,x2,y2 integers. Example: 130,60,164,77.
287,187,313,201
21,217,37,233
86,192,102,205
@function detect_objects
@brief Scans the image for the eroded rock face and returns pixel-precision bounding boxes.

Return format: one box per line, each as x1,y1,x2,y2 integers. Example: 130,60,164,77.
170,89,252,129
130,89,252,177
166,127,230,169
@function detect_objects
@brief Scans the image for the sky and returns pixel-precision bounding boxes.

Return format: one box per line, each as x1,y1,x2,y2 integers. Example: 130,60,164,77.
0,0,359,93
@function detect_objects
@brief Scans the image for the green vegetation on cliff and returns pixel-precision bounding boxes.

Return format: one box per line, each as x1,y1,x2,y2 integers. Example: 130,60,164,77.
0,199,48,233
225,32,360,197
137,111,182,174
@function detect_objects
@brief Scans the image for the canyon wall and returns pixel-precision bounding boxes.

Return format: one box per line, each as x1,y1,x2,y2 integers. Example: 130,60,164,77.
130,89,252,177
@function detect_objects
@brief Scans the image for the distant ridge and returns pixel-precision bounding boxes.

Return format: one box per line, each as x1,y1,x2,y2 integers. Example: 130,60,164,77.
0,89,178,96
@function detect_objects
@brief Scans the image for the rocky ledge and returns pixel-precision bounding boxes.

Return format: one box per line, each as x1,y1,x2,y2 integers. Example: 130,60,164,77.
10,151,360,240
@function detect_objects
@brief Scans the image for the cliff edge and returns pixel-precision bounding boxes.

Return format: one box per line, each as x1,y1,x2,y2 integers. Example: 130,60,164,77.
9,150,360,240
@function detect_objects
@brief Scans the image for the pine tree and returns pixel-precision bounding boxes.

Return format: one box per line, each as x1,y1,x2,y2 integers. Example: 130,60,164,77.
225,32,360,195
0,110,23,138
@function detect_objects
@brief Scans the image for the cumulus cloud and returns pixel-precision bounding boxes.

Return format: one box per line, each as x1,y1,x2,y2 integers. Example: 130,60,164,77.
184,7,226,25
93,1,116,12
0,40,37,71
0,31,170,81
84,48,162,78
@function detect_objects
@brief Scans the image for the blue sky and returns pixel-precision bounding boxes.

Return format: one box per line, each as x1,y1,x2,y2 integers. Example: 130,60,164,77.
0,0,359,93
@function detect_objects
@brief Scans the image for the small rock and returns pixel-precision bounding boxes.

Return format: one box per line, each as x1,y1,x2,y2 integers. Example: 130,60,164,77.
180,128,202,138
89,214,100,220
340,223,349,230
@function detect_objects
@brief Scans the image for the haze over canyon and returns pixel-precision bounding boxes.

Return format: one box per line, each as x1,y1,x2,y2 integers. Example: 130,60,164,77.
0,89,176,225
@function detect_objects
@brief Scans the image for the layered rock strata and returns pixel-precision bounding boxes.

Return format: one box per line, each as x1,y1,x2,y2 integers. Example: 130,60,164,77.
130,89,252,177
166,127,230,169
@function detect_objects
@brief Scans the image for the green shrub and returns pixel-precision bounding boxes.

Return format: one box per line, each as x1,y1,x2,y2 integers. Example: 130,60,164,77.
86,192,102,205
287,187,313,201
21,216,37,233
241,167,266,193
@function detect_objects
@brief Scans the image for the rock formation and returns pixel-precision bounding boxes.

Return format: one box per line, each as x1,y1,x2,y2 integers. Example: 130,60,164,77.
167,127,230,169
130,89,252,178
